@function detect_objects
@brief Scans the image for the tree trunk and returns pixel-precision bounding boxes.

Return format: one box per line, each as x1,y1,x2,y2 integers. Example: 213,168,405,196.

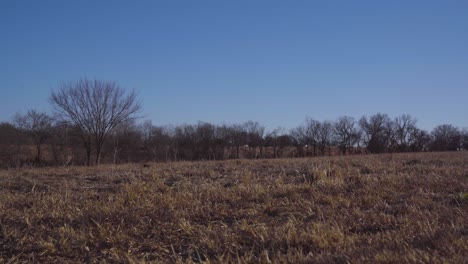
86,146,91,166
113,147,119,164
165,146,169,162
36,144,41,163
82,135,92,166
96,145,102,165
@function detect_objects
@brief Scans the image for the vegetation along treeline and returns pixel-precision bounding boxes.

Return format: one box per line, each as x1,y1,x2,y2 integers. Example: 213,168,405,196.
0,79,467,167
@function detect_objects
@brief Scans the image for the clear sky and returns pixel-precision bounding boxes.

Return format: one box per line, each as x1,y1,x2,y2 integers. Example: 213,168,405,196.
1,0,467,131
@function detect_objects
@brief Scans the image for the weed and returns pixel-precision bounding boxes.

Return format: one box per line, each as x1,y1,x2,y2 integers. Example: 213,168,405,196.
0,152,467,263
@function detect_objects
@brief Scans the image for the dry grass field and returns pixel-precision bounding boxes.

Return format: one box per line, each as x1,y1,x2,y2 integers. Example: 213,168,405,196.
0,152,467,263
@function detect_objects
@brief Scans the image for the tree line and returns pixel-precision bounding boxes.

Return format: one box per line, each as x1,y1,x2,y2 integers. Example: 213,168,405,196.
0,79,467,167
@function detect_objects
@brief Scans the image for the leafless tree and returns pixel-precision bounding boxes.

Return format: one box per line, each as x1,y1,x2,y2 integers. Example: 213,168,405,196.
334,116,358,155
430,124,460,151
359,113,393,153
161,125,179,161
266,127,286,158
216,124,234,159
194,122,217,160
244,121,265,158
108,120,141,164
50,79,141,165
0,122,27,167
14,110,54,163
49,121,73,165
139,120,173,162
305,118,321,156
410,128,431,152
461,128,468,150
290,125,308,157
230,124,248,159
393,114,418,152
318,121,333,156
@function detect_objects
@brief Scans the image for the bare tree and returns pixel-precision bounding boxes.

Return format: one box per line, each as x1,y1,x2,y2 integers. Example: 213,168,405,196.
164,125,180,161
265,127,286,158
194,122,217,160
410,128,431,152
334,116,358,155
359,113,393,153
139,120,173,162
290,125,308,157
230,124,248,159
276,134,292,157
461,129,468,150
305,118,321,156
216,124,234,159
0,122,27,167
173,124,197,160
430,124,460,151
318,121,334,156
393,114,418,152
244,121,265,159
14,110,54,163
50,79,141,165
49,121,73,165
108,120,141,164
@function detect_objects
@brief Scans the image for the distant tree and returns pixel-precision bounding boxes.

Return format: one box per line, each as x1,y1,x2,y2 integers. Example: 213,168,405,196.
155,126,174,161
49,121,74,165
410,128,431,152
244,121,265,158
14,110,54,163
140,120,154,150
0,122,26,167
318,121,334,156
108,120,141,164
228,124,248,159
359,113,393,153
277,134,292,157
265,127,286,158
430,124,460,151
393,114,418,152
291,118,330,157
334,116,358,155
194,122,217,160
0,122,23,145
50,79,141,165
173,124,197,160
216,124,234,159
213,125,229,160
290,125,308,157
140,120,159,161
163,125,180,161
461,129,468,150
305,118,321,156
138,121,173,162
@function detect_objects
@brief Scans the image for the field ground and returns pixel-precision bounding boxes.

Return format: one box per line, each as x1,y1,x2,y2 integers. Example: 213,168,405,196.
0,152,467,263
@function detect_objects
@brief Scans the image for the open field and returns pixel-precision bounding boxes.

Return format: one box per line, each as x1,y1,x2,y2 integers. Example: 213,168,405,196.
0,152,467,263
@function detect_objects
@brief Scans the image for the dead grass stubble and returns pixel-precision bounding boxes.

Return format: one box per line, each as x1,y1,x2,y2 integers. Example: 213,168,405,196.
0,152,467,263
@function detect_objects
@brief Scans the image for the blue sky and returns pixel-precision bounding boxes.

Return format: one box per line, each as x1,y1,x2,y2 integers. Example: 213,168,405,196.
1,0,467,131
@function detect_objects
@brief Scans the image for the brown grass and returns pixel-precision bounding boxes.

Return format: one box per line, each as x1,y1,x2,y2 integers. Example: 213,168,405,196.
0,152,467,263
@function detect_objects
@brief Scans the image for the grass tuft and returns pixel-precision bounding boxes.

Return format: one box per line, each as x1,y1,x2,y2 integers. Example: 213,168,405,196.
0,152,467,263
